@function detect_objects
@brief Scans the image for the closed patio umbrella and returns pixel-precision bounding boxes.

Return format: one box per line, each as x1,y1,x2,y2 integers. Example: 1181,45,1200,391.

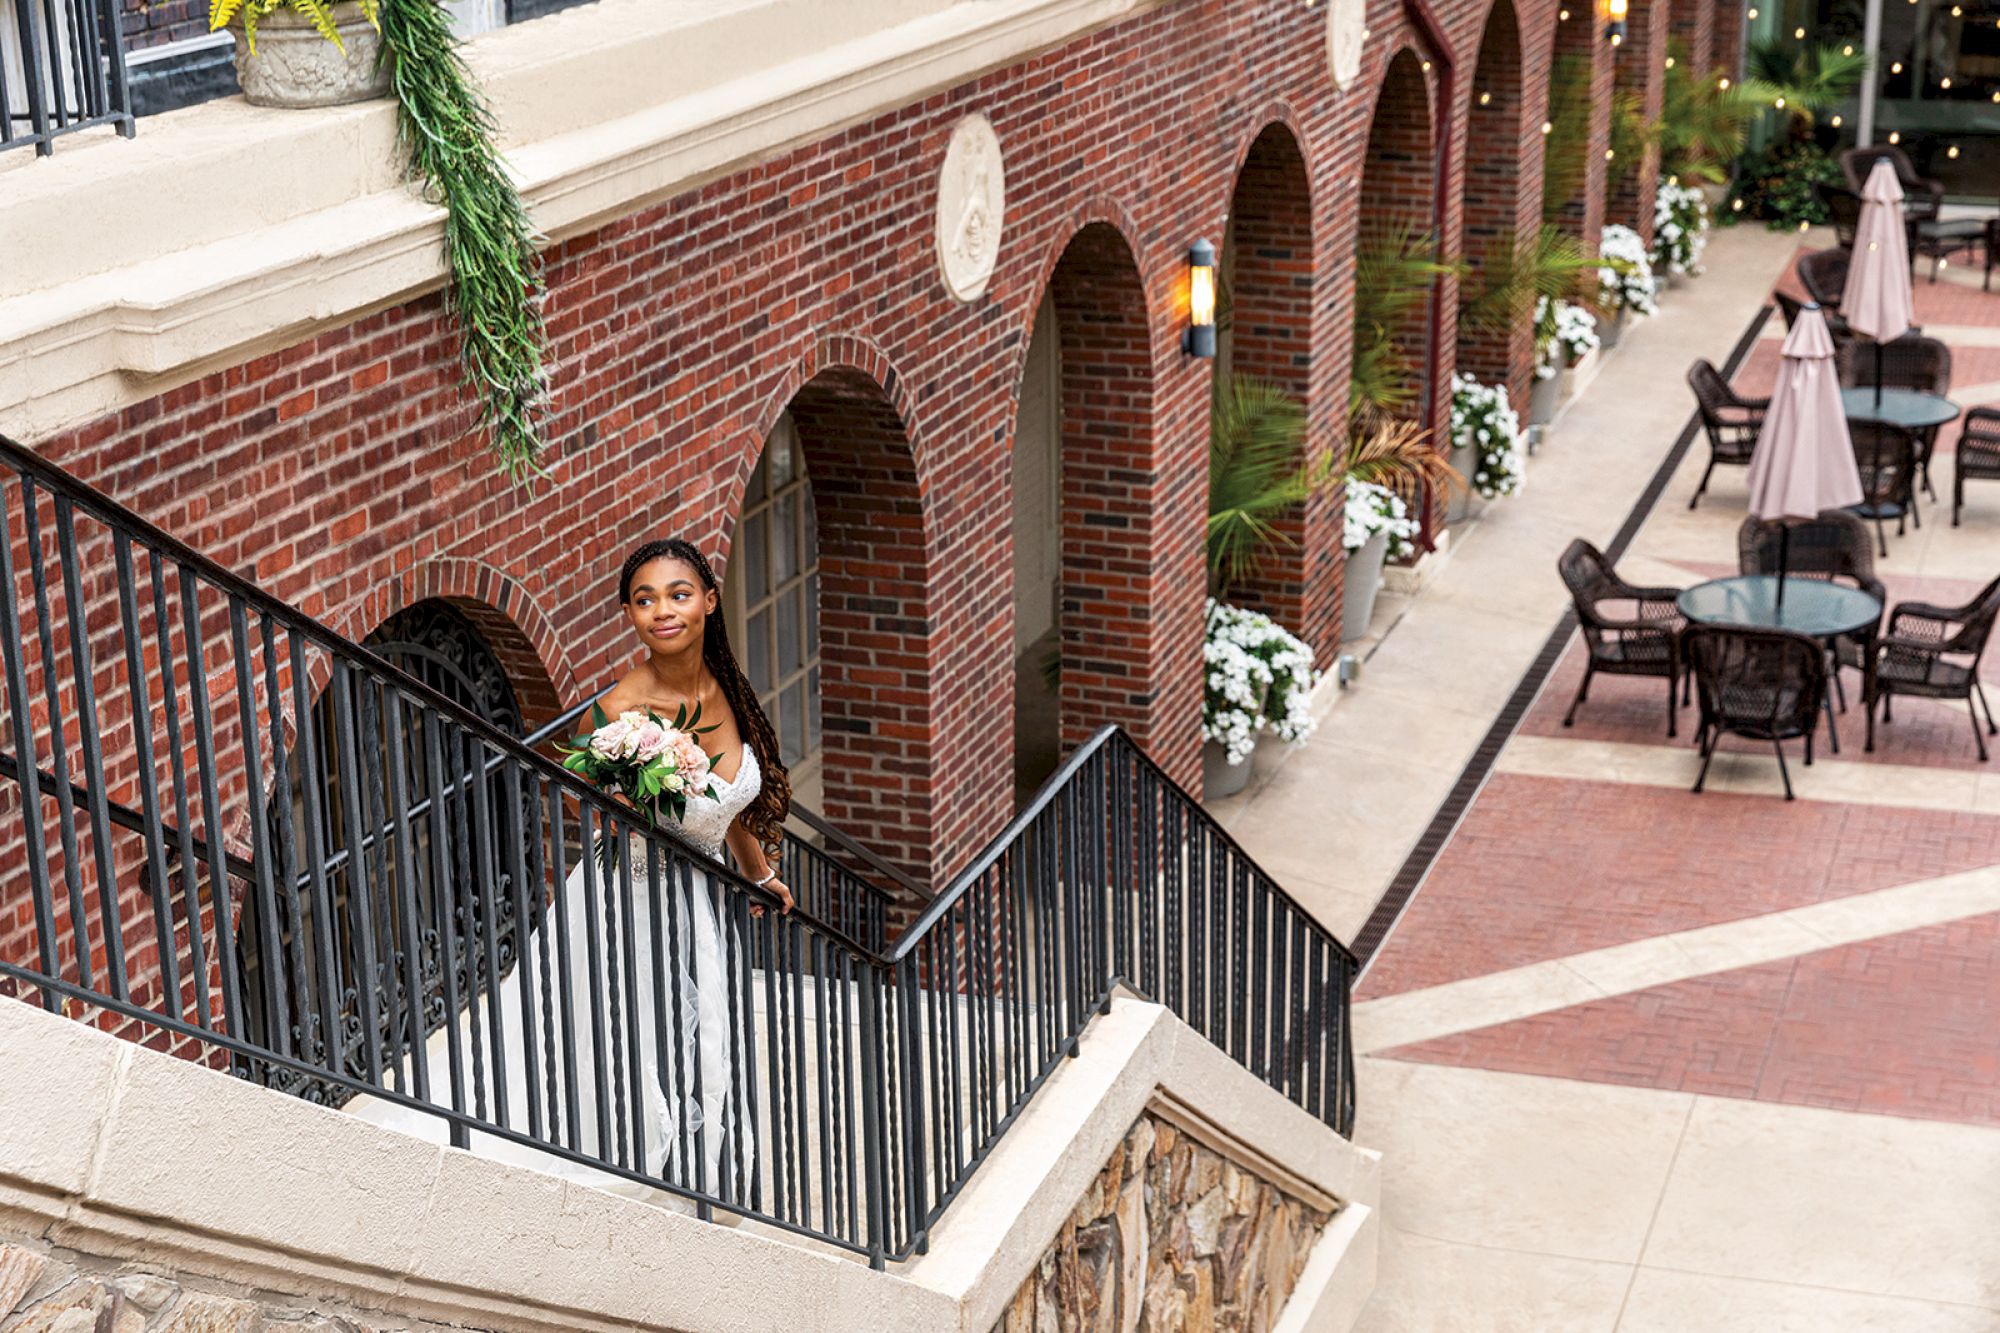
1745,304,1864,608
1845,159,1917,406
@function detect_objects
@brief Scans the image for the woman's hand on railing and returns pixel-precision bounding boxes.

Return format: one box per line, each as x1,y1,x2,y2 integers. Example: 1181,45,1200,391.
753,875,794,918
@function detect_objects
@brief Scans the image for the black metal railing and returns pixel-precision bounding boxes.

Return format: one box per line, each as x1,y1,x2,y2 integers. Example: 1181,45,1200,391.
0,430,1356,1267
3,0,134,157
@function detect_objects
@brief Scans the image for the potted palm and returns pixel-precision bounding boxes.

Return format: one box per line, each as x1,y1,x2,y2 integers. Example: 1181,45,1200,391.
212,0,386,108
1340,413,1451,640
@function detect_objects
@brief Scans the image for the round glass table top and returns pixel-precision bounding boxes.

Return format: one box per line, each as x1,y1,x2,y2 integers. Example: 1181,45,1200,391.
1840,387,1961,430
1677,575,1881,638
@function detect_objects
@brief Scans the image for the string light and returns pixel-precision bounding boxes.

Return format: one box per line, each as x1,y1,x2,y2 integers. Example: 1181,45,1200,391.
1889,130,1902,143
1831,114,1843,127
1733,198,1745,211
1718,76,1731,88
1774,95,1786,107
1948,144,1961,158
1542,120,1555,134
1951,4,1962,13
1891,61,1903,73
1942,76,1953,88
1793,25,1806,37
1479,90,1492,105
1843,44,1855,54
1422,59,1432,70
1559,7,1571,17
1992,90,2000,103
1798,221,1810,232
1605,148,1616,160
1665,56,1676,67
1746,6,1758,16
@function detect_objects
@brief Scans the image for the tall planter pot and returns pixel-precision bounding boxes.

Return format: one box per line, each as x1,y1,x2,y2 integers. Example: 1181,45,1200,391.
1529,353,1564,427
1203,740,1254,799
1447,445,1488,524
1341,529,1390,642
1597,307,1628,350
234,3,390,109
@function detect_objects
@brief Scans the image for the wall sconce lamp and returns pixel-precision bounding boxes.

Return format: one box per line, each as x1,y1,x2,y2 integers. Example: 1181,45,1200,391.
1185,239,1217,358
1604,0,1628,44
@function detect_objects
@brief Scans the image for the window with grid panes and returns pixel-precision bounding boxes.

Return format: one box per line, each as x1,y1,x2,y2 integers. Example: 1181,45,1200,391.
725,413,823,800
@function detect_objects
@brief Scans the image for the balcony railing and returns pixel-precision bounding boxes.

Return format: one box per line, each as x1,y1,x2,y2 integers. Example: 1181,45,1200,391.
2,0,133,156
0,429,1355,1266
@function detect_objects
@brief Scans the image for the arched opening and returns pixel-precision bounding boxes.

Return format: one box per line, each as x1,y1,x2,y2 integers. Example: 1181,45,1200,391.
1014,221,1161,792
777,366,936,875
1457,0,1533,404
1213,122,1334,659
1012,291,1062,801
237,598,541,1101
722,409,825,814
1352,50,1440,459
1608,0,1666,238
1543,3,1610,245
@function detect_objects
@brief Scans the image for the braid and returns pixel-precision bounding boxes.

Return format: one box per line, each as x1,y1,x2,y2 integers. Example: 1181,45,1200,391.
620,538,793,861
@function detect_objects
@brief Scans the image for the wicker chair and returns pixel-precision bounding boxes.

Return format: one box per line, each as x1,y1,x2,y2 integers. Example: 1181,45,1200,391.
1954,408,2000,527
1737,512,1884,710
1797,248,1851,312
1838,145,1945,224
1685,625,1828,800
1814,181,1864,249
1865,573,2000,761
1774,291,1855,346
1850,422,1921,555
1839,334,1951,500
1687,359,1768,510
1558,539,1687,737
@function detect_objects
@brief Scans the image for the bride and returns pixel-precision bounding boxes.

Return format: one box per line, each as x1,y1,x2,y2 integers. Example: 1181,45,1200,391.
349,537,794,1214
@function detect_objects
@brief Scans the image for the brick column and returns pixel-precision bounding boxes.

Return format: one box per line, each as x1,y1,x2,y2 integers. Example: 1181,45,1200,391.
1457,0,1536,417
1610,0,1671,244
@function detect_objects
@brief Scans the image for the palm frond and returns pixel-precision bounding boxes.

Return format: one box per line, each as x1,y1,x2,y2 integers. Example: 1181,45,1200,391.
1743,40,1870,127
1658,41,1760,182
1207,377,1332,597
1459,225,1595,339
1542,54,1595,222
1350,225,1460,418
1343,411,1461,502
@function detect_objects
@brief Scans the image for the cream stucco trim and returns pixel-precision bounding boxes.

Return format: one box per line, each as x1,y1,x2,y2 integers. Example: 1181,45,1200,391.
0,989,1376,1333
0,0,1168,443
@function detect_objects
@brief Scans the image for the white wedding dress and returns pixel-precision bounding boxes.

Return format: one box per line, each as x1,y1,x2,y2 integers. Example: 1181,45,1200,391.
347,749,761,1209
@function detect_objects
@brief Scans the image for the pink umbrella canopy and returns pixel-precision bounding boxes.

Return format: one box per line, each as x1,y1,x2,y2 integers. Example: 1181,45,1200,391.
1745,304,1863,521
1844,159,1916,344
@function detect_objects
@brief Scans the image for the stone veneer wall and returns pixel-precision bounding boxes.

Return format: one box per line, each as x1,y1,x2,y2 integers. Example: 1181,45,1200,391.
0,1239,483,1333
991,1113,1331,1332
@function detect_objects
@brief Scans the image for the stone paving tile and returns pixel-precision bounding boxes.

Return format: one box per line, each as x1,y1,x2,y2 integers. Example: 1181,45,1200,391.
1356,775,2000,998
1377,912,2000,1127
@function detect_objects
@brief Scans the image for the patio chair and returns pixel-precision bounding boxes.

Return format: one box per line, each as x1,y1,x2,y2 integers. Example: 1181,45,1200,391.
1685,625,1827,800
1838,333,1950,499
1558,538,1687,737
1838,145,1945,224
1849,421,1921,555
1687,358,1768,509
1987,218,1998,293
1736,512,1884,710
1814,181,1864,249
1864,573,2000,761
1797,248,1850,312
1774,291,1854,346
1954,408,2000,527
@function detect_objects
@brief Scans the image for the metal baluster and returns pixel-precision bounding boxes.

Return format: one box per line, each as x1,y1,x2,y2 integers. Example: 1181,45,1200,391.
419,708,470,1143
0,483,60,1006
229,604,289,1062
545,793,583,1151
287,633,344,1077
759,894,786,1220
612,824,644,1170
56,499,127,998
786,915,811,1231
730,885,764,1215
858,963,891,1268
500,757,542,1138
328,663,385,1087
148,558,215,1028
657,838,692,1193
813,932,834,1233
379,685,431,1103
177,569,242,1035
578,805,614,1160
463,730,510,1126
22,487,92,994
258,617,313,1076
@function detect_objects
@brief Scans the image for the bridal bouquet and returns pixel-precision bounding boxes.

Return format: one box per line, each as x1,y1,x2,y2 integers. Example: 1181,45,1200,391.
559,704,723,855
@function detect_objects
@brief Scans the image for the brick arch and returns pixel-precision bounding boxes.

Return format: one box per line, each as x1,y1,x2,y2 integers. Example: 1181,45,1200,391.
1355,47,1441,412
1458,0,1536,409
330,557,574,732
1216,119,1338,661
740,350,941,881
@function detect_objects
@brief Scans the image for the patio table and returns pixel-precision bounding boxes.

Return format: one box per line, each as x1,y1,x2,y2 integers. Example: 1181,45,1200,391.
1677,574,1883,754
1840,386,1961,432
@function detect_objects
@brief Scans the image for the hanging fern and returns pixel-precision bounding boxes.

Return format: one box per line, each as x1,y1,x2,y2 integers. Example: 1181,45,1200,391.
380,0,550,483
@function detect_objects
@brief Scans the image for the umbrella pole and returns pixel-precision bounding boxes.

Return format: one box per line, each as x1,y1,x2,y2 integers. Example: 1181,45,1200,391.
1776,523,1790,618
1875,340,1885,408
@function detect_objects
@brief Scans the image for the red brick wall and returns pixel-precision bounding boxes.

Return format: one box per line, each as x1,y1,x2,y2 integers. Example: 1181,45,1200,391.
6,0,1705,1021
1547,4,1617,254
1671,0,1716,78
1456,0,1536,415
1609,0,1672,244
1710,0,1747,78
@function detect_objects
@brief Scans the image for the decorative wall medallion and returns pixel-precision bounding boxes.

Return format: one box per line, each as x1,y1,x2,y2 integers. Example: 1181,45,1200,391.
1326,0,1368,92
934,113,1007,303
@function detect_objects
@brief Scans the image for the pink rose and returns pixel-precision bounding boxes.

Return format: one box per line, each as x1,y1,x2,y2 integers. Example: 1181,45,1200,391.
672,734,710,781
588,717,635,761
631,720,670,763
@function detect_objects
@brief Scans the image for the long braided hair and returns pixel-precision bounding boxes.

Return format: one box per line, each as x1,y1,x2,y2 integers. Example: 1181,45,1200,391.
618,538,792,861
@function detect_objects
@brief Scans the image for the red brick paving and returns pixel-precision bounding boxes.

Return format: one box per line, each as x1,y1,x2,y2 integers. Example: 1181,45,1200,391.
1357,775,2000,999
1379,911,2000,1127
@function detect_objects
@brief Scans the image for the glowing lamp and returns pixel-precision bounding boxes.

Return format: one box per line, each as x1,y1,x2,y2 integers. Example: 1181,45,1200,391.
1185,239,1217,359
1604,0,1627,41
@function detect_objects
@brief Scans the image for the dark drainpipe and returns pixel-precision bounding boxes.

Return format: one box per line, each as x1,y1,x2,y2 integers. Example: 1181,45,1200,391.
1399,0,1458,553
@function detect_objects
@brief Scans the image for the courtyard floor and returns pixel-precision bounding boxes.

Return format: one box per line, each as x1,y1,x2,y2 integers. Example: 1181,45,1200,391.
1216,224,2000,1329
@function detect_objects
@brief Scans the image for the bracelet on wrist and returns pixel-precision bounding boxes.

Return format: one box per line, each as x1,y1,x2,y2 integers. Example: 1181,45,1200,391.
753,869,778,888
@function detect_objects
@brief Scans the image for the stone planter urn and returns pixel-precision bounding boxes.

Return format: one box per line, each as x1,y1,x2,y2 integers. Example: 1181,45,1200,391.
1448,444,1488,524
1529,349,1565,428
234,3,389,109
1342,529,1389,643
1203,739,1254,799
1597,306,1628,351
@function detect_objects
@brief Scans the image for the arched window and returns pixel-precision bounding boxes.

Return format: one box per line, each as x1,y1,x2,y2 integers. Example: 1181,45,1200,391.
237,600,529,1101
725,412,824,807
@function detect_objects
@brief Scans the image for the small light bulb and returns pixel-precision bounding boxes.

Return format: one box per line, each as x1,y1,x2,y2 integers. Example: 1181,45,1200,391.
1794,25,1806,37
1606,148,1617,160
1610,31,1623,43
1542,120,1555,134
1843,43,1855,54
1799,221,1810,232
1774,96,1786,107
1940,258,1950,269
1668,174,1679,185
1560,6,1571,17
1733,198,1745,211
1665,55,1676,67
1948,144,1961,157
1831,114,1843,127
1869,240,1879,251
1951,4,1962,13
1889,130,1901,143
1479,90,1492,105
1422,59,1432,71
1747,6,1758,16
1942,76,1953,88
1992,90,2000,103
1719,77,1731,89
1891,61,1903,73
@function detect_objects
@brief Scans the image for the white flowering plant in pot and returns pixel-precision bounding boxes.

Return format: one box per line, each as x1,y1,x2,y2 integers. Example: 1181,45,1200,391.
1550,298,1600,364
1343,480,1419,560
1597,223,1659,317
1651,177,1710,276
1449,373,1525,500
1203,600,1320,766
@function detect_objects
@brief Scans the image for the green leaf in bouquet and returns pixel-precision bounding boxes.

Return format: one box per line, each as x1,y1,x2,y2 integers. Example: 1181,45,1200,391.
589,701,608,730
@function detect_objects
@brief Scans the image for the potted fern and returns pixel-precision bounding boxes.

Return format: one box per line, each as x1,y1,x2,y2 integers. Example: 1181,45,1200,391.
212,0,387,108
